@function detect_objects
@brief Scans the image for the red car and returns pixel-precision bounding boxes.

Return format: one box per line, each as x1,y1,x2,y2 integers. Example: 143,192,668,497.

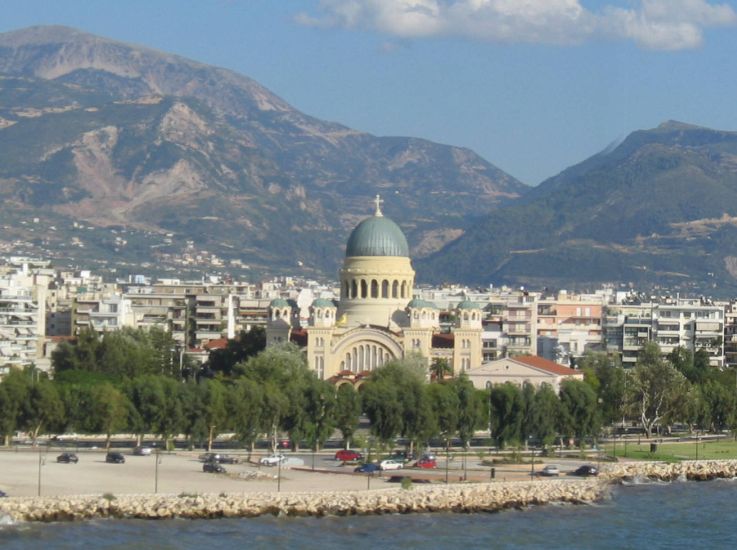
335,449,363,462
415,457,437,469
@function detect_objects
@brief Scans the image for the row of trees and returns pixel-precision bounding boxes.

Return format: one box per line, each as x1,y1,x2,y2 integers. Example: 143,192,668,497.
581,343,737,437
5,326,736,451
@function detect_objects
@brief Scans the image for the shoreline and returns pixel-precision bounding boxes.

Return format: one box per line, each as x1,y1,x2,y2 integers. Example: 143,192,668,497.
1,459,736,523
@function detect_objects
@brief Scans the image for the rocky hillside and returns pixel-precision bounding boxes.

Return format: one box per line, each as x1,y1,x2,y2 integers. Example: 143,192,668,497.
419,121,737,295
0,26,527,278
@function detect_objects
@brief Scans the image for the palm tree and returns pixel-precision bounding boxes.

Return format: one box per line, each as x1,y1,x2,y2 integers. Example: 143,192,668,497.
429,358,452,382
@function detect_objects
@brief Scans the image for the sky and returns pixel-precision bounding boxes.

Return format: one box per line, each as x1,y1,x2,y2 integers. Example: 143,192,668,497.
2,0,737,186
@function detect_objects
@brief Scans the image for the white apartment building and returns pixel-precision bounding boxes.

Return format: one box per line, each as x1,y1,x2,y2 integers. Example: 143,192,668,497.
604,298,725,367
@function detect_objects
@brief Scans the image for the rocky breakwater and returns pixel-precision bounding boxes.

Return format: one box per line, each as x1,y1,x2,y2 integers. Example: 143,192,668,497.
0,479,605,522
604,459,737,483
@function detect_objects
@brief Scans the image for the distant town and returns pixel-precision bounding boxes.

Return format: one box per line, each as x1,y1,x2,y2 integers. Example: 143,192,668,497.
1,254,729,378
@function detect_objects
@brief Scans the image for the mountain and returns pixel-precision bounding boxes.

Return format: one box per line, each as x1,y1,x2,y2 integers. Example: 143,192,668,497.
0,26,527,278
419,121,737,295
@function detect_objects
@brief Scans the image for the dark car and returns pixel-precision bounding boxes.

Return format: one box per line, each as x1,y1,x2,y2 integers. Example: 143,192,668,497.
56,452,79,464
203,462,226,474
389,450,415,462
335,449,363,462
354,463,381,473
0,490,7,497
199,452,238,464
572,465,599,477
105,452,125,464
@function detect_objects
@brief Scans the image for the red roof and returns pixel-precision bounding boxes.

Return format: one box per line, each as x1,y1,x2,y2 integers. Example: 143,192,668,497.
432,333,455,349
203,338,228,350
290,328,308,347
514,355,580,376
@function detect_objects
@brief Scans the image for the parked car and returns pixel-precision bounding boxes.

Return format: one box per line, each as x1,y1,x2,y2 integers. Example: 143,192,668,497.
199,452,219,462
379,459,404,471
105,452,125,464
260,454,286,466
540,464,560,477
56,452,79,464
572,465,599,477
133,446,153,456
217,455,239,464
203,462,226,474
414,457,437,469
389,450,415,462
354,463,381,473
335,449,363,462
0,490,7,498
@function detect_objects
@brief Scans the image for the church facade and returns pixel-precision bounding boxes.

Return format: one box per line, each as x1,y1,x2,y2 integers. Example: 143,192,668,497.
266,197,482,385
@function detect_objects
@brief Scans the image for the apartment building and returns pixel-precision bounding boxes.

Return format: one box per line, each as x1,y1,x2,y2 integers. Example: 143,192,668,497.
604,297,725,367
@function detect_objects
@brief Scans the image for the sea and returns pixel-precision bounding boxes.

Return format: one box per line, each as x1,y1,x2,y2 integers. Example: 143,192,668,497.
1,480,736,549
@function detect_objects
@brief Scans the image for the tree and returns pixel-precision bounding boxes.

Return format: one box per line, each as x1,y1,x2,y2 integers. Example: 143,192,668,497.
429,358,452,382
302,378,337,451
627,342,687,438
87,383,130,450
228,378,262,456
558,379,600,443
0,370,30,446
579,352,625,425
334,384,361,448
22,379,64,444
426,382,459,444
212,327,266,377
701,380,736,432
362,359,434,449
528,383,561,447
454,374,485,448
489,383,524,449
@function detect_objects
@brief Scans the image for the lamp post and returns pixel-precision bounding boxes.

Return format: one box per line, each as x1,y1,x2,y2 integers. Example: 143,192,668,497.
277,454,282,492
154,449,162,493
37,451,45,496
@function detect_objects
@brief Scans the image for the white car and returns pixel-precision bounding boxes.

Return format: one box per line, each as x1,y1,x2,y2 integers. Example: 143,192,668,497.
379,459,403,471
540,464,560,477
260,454,286,466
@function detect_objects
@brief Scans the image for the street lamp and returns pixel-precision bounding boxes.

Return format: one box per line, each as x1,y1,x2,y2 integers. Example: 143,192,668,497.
154,449,162,493
37,451,45,496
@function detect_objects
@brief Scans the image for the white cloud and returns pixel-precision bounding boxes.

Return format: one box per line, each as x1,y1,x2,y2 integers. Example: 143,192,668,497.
296,0,737,50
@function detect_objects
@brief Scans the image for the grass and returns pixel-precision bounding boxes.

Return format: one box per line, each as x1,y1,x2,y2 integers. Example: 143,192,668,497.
605,438,737,462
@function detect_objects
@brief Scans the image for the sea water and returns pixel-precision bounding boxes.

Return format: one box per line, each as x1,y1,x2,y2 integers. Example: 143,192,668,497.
2,481,736,549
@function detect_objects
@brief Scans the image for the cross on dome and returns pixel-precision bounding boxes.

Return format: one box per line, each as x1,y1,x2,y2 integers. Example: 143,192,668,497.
374,194,384,217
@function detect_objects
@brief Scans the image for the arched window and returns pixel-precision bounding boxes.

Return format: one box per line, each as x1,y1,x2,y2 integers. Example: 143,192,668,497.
358,345,365,369
360,280,367,298
463,312,469,321
392,281,399,298
343,281,349,298
371,280,378,298
422,311,427,320
351,280,358,299
382,280,389,298
401,281,407,299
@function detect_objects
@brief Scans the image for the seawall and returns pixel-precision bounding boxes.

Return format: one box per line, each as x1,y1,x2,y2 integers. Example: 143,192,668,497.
0,479,604,522
2,459,737,522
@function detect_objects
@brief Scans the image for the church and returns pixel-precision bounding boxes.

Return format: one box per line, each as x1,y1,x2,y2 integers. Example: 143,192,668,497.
266,196,483,386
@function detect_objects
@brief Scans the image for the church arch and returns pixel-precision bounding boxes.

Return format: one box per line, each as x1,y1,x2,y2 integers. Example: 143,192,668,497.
351,280,358,299
382,280,389,298
392,281,398,298
360,280,368,299
371,279,378,298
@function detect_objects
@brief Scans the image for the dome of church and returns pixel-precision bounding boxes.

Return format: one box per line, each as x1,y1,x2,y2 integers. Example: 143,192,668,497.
312,298,336,308
345,214,409,257
270,298,290,308
456,299,480,310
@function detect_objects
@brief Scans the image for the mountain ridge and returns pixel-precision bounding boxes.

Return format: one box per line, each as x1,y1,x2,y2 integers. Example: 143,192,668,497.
0,25,527,278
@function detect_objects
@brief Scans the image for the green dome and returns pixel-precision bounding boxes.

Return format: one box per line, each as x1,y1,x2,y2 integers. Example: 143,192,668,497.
346,214,409,257
406,298,438,310
270,298,290,308
312,298,336,308
456,300,480,310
